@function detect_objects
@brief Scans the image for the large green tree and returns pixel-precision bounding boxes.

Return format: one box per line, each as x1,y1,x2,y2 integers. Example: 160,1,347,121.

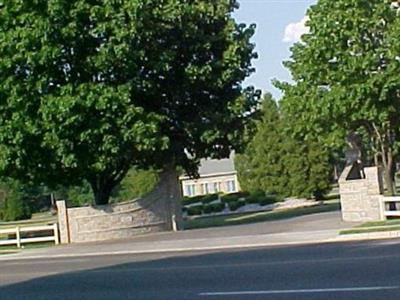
0,0,259,204
236,94,331,199
277,0,400,195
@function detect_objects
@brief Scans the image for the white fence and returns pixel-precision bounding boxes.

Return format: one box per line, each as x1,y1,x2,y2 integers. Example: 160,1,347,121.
0,224,59,248
382,197,400,218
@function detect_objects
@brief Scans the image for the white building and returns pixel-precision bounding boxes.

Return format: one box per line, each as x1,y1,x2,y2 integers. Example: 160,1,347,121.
180,155,240,197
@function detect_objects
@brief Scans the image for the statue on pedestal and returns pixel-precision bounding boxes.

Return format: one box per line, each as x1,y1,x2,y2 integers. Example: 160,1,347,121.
345,132,365,179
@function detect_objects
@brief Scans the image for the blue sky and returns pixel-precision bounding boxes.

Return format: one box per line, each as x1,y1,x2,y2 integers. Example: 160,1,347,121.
233,0,317,99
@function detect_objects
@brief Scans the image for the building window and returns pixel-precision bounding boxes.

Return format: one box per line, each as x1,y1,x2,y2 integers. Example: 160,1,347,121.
208,182,215,194
201,183,209,195
185,184,196,197
226,180,236,193
213,182,221,193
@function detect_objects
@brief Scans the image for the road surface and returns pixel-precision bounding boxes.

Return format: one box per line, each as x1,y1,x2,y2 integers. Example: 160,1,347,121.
1,239,400,299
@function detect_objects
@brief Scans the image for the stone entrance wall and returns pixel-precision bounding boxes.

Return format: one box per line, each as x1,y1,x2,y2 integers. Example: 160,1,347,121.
339,164,384,222
56,168,183,244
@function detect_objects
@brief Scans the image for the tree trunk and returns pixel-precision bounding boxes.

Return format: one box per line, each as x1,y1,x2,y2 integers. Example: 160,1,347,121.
381,148,395,196
90,179,114,205
93,188,112,205
372,123,396,196
387,150,396,195
160,164,184,231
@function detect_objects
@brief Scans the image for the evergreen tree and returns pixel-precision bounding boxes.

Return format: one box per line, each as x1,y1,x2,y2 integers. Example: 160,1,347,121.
236,94,287,195
236,94,332,199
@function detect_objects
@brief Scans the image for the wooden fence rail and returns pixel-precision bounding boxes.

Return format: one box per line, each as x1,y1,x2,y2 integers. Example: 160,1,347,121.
0,224,59,248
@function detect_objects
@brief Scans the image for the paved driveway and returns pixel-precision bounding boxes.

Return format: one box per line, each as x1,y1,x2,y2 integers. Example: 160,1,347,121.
111,210,356,242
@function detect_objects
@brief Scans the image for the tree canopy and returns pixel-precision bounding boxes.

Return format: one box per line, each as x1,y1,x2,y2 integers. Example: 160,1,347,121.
277,0,400,194
236,94,331,199
0,0,259,204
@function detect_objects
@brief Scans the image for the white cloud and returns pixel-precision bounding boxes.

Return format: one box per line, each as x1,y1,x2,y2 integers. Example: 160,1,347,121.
283,16,309,43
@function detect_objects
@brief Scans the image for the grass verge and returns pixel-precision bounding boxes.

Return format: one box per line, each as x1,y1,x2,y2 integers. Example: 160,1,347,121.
340,226,400,235
354,219,400,228
340,219,400,235
0,213,57,251
0,212,57,230
0,242,56,252
184,202,340,230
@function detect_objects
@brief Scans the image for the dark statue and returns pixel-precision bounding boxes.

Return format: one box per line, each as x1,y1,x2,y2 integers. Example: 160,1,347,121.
345,132,365,179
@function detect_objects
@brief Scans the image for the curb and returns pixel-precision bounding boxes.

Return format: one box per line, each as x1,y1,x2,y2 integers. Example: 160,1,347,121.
0,239,336,261
1,230,400,262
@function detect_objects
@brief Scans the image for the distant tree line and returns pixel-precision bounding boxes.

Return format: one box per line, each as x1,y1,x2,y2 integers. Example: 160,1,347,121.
0,168,159,221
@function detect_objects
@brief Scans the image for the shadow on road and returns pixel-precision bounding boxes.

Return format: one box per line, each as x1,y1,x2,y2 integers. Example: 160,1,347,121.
1,240,400,300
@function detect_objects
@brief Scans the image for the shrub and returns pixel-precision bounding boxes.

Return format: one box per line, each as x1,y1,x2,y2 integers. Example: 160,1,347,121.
228,200,246,211
235,191,250,198
4,196,32,221
0,180,32,222
112,168,159,202
203,202,225,214
201,193,219,204
245,194,261,204
251,190,265,197
66,181,93,207
187,205,203,216
274,194,285,202
203,204,214,214
211,202,225,212
258,195,277,206
182,195,204,206
221,194,240,203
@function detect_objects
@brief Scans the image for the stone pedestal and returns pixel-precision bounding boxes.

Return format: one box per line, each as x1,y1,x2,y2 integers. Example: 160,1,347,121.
339,164,384,222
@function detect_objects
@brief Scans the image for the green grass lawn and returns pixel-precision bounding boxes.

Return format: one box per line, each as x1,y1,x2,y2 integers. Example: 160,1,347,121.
0,212,57,251
0,250,18,255
184,202,340,230
340,219,400,235
0,212,57,230
0,242,56,253
354,219,400,228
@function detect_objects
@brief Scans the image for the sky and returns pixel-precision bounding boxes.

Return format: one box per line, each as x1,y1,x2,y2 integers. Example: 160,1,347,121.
233,0,317,99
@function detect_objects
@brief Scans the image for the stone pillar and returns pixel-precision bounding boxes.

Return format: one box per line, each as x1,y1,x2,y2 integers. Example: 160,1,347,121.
56,200,70,244
339,164,384,222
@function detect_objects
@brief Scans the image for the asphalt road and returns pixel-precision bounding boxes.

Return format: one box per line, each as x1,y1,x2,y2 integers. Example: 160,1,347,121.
1,239,400,300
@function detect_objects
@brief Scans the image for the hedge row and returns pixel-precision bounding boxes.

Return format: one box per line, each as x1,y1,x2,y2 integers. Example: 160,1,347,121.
221,192,281,206
228,200,246,211
186,202,225,216
182,193,220,206
183,191,284,216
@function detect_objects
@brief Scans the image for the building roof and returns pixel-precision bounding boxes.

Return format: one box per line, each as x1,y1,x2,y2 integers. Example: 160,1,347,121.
197,157,236,176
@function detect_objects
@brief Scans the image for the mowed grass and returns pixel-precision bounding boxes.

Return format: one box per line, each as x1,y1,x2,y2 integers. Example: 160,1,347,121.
0,242,56,253
184,202,340,230
354,219,400,228
0,212,57,230
340,226,400,235
0,212,57,251
340,218,400,235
